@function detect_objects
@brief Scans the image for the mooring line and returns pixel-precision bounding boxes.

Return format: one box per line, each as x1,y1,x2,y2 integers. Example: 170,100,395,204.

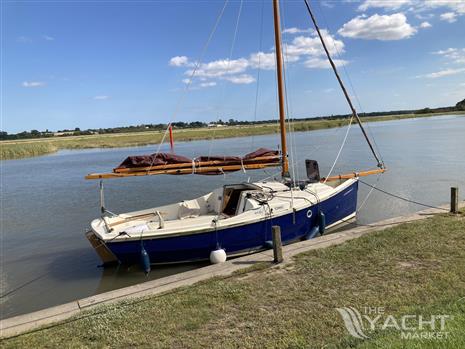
358,179,449,211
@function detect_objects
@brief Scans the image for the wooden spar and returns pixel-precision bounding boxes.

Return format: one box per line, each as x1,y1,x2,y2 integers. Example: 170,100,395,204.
86,162,280,180
321,168,386,182
272,0,289,177
113,155,281,173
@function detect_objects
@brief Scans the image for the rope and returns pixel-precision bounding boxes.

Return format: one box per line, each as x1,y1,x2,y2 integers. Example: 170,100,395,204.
207,0,244,159
356,172,380,213
303,0,383,168
279,1,297,186
250,0,265,153
323,114,354,183
313,0,384,165
358,179,449,211
0,231,126,300
146,0,229,172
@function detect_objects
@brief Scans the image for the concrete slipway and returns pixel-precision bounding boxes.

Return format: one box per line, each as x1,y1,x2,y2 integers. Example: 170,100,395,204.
1,201,463,339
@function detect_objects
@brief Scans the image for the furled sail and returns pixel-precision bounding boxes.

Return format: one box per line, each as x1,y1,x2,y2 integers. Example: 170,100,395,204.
85,148,281,179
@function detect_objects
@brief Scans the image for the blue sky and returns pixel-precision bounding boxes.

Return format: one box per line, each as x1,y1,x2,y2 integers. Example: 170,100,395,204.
2,0,465,133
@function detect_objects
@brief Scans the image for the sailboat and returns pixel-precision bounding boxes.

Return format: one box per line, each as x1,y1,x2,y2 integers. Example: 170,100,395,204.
85,0,385,267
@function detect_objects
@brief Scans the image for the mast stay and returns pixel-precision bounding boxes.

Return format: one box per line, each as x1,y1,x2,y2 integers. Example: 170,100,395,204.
303,0,384,170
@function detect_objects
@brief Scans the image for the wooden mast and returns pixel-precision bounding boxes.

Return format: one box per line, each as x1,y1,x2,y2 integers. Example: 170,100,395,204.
272,0,289,177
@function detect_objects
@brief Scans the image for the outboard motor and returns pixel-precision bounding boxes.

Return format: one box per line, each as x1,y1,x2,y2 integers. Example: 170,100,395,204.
305,160,320,183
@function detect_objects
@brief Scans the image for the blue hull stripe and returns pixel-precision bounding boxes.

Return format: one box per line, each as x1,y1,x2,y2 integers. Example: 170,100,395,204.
107,181,358,264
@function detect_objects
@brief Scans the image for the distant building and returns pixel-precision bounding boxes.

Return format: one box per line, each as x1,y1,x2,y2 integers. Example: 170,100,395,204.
207,124,226,128
53,131,74,136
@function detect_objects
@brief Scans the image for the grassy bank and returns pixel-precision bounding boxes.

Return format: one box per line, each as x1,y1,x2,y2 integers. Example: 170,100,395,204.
2,212,464,348
2,112,462,161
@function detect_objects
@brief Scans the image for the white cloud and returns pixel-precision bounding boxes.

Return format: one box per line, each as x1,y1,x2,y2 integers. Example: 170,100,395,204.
439,12,457,23
338,13,417,40
199,82,217,88
417,47,465,79
170,29,348,86
304,57,348,69
418,68,465,79
420,21,432,28
433,47,465,64
42,35,55,41
324,88,335,93
358,0,412,11
424,0,465,14
187,58,249,79
93,95,109,100
249,52,276,70
169,56,190,67
282,27,313,35
321,1,335,9
22,81,45,88
17,36,32,43
285,30,345,60
223,74,255,84
415,13,434,20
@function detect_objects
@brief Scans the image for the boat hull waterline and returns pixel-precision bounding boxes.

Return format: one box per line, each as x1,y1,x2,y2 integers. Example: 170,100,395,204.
89,180,358,265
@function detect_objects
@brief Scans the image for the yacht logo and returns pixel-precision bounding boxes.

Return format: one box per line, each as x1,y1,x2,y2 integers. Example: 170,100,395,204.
336,307,369,339
336,306,451,340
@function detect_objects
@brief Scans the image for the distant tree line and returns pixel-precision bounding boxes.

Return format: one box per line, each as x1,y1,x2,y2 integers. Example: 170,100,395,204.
2,98,464,141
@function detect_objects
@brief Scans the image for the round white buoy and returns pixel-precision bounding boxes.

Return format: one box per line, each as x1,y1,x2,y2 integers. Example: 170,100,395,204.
209,248,227,264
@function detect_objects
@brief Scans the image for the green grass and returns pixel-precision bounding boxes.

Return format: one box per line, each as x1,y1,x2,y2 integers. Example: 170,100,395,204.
2,112,462,160
2,213,464,348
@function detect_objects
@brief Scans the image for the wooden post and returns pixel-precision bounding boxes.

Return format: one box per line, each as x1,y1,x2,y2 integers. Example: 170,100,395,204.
272,225,283,263
451,187,459,213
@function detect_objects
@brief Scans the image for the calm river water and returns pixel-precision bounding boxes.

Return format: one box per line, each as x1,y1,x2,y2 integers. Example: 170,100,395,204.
1,115,464,319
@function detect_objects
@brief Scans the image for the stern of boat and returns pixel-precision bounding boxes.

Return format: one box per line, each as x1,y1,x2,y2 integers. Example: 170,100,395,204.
85,230,119,265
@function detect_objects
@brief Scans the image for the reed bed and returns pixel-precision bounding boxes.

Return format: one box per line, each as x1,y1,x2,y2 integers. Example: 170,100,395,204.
0,142,58,160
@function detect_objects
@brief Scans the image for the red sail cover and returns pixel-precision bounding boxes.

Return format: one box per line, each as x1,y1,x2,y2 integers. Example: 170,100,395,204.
243,148,279,160
115,148,280,174
117,152,192,168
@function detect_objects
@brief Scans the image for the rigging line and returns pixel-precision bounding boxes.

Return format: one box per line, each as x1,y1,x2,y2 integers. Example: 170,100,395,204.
313,0,384,164
280,1,299,183
280,23,295,183
282,51,298,184
207,0,244,159
323,114,354,183
0,231,127,300
358,179,449,211
326,213,441,229
0,273,47,300
146,0,229,172
357,172,381,213
303,0,383,169
250,0,265,152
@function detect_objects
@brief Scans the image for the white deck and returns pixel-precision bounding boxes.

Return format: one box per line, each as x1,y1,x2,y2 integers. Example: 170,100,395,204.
91,179,355,242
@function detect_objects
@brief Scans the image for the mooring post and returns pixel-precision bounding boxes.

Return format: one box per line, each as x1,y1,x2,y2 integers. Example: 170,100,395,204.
272,225,283,263
450,187,459,213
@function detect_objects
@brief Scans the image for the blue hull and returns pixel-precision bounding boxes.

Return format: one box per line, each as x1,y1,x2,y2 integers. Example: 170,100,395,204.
106,181,358,264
